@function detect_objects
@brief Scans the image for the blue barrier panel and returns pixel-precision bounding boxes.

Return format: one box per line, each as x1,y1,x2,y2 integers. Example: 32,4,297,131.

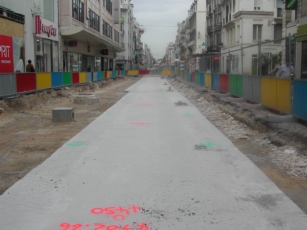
112,71,117,78
0,73,17,97
199,73,205,85
120,70,126,76
51,72,63,88
86,72,92,82
293,80,307,120
212,74,220,90
185,72,190,82
97,72,102,81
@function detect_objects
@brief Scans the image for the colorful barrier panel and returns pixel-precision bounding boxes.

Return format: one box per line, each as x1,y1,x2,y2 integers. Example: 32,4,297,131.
196,73,200,85
191,72,195,83
180,71,184,78
261,78,291,114
86,72,92,82
16,73,36,93
72,73,79,84
205,74,212,88
36,72,51,90
0,73,16,96
79,72,86,83
139,70,150,75
220,74,229,92
51,72,63,87
127,70,139,75
185,72,191,82
63,72,72,85
293,80,307,120
229,75,243,97
199,73,205,85
242,75,261,103
112,71,117,78
161,70,171,75
212,74,220,90
120,70,126,76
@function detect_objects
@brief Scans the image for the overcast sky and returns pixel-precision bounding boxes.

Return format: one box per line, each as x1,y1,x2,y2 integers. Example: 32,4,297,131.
132,0,192,60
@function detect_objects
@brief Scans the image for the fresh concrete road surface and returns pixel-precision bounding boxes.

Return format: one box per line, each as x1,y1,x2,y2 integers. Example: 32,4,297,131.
1,77,307,230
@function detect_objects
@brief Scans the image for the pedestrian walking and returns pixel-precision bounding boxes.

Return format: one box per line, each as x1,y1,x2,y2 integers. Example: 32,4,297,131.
26,60,35,72
276,60,294,79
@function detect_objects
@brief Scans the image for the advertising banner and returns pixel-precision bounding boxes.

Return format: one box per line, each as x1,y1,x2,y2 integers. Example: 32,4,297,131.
0,35,14,73
34,15,58,41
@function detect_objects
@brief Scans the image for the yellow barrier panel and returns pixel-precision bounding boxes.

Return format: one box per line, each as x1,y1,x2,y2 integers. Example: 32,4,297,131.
36,72,51,89
107,71,111,78
205,74,212,88
175,70,179,76
261,78,277,109
181,71,184,78
127,70,139,75
277,79,291,113
161,70,171,75
79,72,86,83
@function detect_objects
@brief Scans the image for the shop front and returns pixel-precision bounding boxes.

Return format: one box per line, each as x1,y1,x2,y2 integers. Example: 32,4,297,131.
34,15,59,72
61,27,124,72
297,24,307,79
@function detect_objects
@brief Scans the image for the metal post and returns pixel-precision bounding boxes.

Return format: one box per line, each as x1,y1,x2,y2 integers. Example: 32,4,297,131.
258,41,262,76
289,34,292,67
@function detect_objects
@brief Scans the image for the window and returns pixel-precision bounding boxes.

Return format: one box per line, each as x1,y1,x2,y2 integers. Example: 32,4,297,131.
88,9,100,31
103,0,112,15
233,0,235,12
114,30,120,43
302,0,307,17
33,0,54,22
253,25,262,41
254,0,260,10
102,20,113,39
72,0,84,23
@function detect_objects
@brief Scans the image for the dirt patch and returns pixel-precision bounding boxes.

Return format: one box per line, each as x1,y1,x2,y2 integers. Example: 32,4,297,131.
169,76,307,214
0,77,140,195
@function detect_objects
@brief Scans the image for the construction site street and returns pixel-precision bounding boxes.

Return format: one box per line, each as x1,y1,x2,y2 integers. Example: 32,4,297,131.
0,76,307,230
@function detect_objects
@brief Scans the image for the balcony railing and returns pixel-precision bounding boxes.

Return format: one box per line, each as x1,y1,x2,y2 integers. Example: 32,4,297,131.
277,8,283,17
207,25,213,32
120,4,128,11
214,23,222,31
207,45,220,52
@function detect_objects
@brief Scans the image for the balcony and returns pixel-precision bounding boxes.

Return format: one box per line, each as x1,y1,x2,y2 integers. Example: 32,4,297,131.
214,23,222,31
207,45,220,52
207,25,213,33
120,4,128,11
121,43,125,48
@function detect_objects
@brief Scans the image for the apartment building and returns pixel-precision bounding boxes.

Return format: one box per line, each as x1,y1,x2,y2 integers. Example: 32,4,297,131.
0,0,60,72
144,44,153,69
175,21,188,60
219,0,283,75
60,0,124,72
116,0,135,70
133,19,145,69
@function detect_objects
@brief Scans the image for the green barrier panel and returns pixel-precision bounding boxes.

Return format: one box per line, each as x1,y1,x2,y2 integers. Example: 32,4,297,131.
63,72,72,85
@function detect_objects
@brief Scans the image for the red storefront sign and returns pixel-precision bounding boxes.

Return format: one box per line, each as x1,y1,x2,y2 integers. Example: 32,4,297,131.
35,15,41,34
35,15,57,37
0,35,14,73
213,55,219,61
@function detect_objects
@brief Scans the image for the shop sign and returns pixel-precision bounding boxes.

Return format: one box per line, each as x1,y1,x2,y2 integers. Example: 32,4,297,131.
213,55,219,61
0,35,14,73
34,15,58,41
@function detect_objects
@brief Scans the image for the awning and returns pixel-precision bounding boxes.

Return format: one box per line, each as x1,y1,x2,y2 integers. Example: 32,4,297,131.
297,24,307,42
60,27,125,53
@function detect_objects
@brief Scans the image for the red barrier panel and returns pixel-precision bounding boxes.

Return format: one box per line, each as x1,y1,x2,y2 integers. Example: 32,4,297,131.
139,70,150,75
72,73,79,84
118,70,121,76
104,72,108,79
220,74,229,92
191,72,196,82
16,73,36,92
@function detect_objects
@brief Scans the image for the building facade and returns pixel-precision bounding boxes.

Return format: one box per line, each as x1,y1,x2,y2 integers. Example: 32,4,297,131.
0,0,60,73
220,0,283,75
116,0,134,70
60,0,124,72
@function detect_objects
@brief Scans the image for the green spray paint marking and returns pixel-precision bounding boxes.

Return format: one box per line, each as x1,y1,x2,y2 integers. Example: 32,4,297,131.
199,142,224,147
183,112,192,115
104,112,113,116
66,142,86,147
